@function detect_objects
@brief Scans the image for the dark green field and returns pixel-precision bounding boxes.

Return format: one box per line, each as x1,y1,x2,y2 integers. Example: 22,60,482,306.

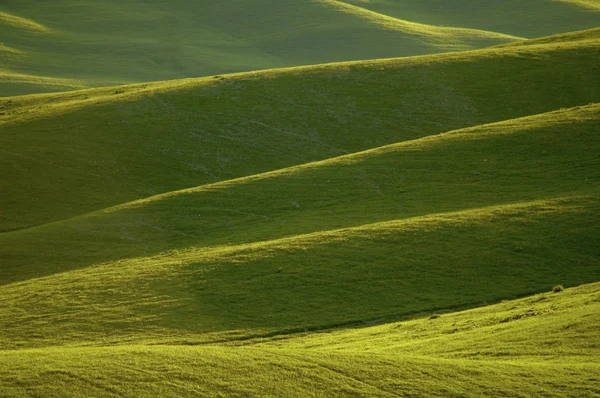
1,2,599,396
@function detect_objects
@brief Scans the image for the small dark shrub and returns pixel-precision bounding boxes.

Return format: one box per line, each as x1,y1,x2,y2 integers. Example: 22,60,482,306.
552,285,564,293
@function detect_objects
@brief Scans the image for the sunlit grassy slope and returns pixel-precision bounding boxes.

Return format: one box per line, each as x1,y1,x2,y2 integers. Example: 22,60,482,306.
1,28,599,233
1,283,598,397
0,0,528,96
4,0,594,96
1,27,599,396
341,0,600,38
1,103,598,348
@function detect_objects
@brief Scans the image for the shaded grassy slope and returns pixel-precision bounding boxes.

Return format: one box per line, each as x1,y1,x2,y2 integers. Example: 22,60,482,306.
1,283,598,397
0,0,520,96
0,17,598,398
1,105,598,348
269,282,600,362
2,101,599,283
341,0,600,38
1,29,599,232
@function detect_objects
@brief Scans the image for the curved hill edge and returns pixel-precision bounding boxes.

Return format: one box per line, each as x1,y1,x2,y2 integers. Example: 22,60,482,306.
0,102,597,286
556,0,600,11
0,194,598,349
317,0,524,41
2,102,597,238
3,32,598,233
2,27,598,127
95,103,600,213
1,281,598,395
0,10,50,33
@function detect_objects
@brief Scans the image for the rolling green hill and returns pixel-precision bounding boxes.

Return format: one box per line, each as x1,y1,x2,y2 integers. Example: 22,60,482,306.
3,0,598,96
1,283,598,396
0,0,600,96
340,0,600,38
1,103,599,348
2,28,599,233
1,15,599,397
0,0,522,96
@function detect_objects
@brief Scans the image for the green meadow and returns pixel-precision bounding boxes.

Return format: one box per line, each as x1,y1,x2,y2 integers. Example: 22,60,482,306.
2,283,599,397
2,0,599,95
1,2,599,396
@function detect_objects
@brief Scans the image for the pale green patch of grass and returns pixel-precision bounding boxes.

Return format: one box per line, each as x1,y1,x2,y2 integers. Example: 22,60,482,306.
1,29,598,232
0,284,598,397
555,0,600,11
5,0,597,95
340,0,600,38
262,282,600,362
1,103,598,348
0,10,49,33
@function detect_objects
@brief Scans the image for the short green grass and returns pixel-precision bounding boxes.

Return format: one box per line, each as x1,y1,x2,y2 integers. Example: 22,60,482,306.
1,283,598,397
1,24,599,396
0,0,532,96
1,28,599,232
3,0,599,96
340,0,600,38
1,103,598,349
1,196,598,349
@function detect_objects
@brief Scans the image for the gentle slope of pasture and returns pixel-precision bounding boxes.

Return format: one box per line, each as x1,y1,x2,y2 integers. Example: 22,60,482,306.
1,283,598,397
1,104,598,348
0,0,525,96
2,0,598,95
1,28,599,233
340,0,600,38
0,23,599,397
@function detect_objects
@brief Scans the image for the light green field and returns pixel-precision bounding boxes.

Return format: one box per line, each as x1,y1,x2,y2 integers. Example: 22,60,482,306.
341,0,600,37
1,283,598,396
2,100,599,346
2,0,598,96
2,28,599,233
1,13,599,398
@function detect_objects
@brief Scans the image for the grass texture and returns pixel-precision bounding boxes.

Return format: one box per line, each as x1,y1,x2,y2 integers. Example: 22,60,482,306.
1,283,598,397
1,0,598,95
1,28,599,232
0,23,599,397
341,0,600,38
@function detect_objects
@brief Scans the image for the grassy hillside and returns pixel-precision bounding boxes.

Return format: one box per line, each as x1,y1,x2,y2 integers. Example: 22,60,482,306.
0,0,524,96
1,28,599,233
1,104,598,349
1,283,598,396
341,0,600,38
1,18,599,396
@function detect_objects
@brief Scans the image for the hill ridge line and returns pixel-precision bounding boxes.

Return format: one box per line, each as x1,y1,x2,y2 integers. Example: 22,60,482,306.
557,0,600,11
1,103,596,237
112,194,596,264
0,10,50,33
2,27,597,128
103,103,600,209
317,0,524,41
7,194,590,288
1,270,597,352
1,241,597,351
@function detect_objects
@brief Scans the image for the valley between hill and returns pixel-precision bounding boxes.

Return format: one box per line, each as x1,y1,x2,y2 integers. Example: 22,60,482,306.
1,12,599,397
